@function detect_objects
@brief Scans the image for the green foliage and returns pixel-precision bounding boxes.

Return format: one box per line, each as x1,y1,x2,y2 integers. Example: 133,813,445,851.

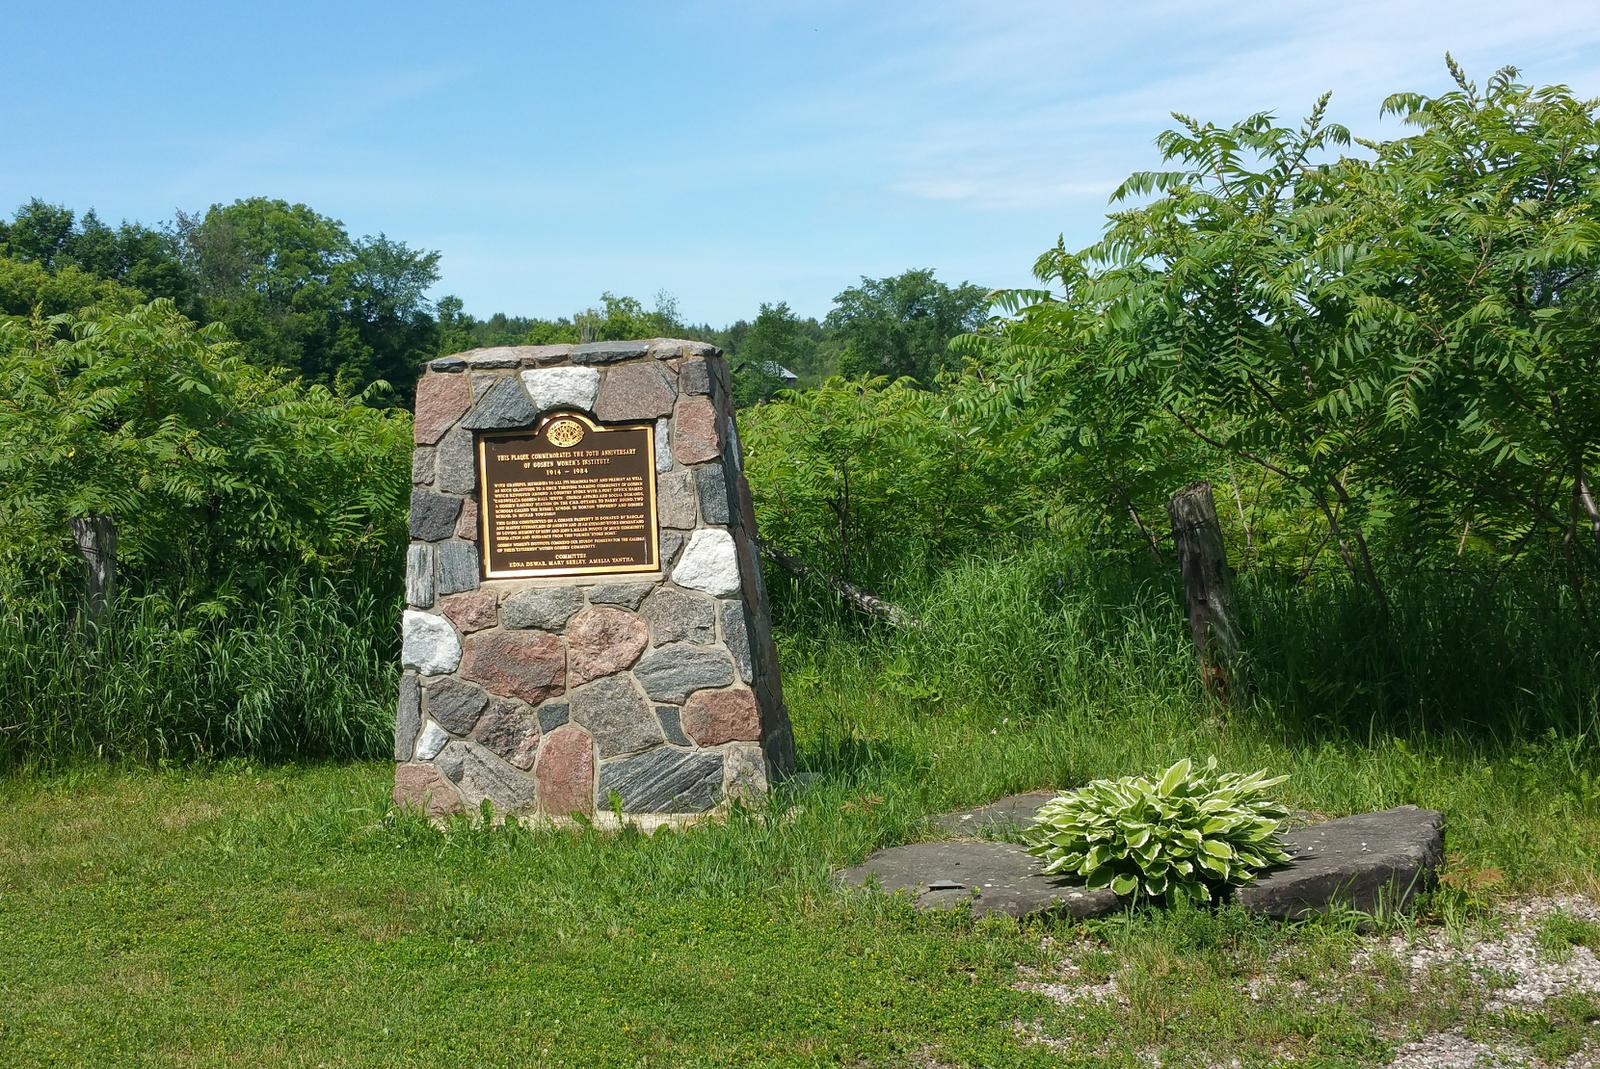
730,300,804,406
964,61,1600,589
740,376,1033,593
176,198,441,395
0,300,410,596
827,268,990,384
0,576,395,765
1026,758,1291,905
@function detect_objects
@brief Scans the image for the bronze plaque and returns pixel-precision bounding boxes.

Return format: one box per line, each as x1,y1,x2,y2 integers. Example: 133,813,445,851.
477,412,659,579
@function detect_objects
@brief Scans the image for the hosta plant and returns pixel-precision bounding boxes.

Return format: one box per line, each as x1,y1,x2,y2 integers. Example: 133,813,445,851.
1025,758,1292,907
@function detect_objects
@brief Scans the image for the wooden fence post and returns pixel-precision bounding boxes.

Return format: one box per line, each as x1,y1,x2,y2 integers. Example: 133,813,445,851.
68,514,117,621
1167,482,1239,701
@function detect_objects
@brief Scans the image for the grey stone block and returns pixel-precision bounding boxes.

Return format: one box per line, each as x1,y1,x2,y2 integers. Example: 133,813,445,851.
657,470,697,529
537,700,570,734
570,675,663,758
679,359,711,395
424,677,489,734
437,541,480,595
502,586,583,630
586,582,654,610
660,530,686,566
696,462,731,525
656,705,692,746
410,490,461,542
645,588,716,646
411,446,435,486
429,357,468,372
463,349,524,368
934,790,1060,837
436,427,476,495
598,747,724,812
719,602,752,682
395,672,421,760
1234,806,1444,920
571,340,650,365
632,646,734,703
460,376,536,430
436,740,537,811
405,543,435,609
654,418,672,472
838,840,1121,921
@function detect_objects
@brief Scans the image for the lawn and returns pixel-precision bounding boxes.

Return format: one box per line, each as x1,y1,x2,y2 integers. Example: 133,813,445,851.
3,601,1598,1068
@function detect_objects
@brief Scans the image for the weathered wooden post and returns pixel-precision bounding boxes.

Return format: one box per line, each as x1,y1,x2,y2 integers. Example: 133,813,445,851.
1167,482,1239,702
68,514,117,621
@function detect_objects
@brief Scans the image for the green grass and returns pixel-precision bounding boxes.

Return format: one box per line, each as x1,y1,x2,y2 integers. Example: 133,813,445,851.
2,546,1598,1065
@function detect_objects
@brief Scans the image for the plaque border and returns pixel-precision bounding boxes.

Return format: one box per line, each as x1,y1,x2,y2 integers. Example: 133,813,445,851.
476,410,661,580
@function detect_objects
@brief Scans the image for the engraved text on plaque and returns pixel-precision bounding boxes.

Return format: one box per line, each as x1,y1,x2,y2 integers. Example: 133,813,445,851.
477,412,659,579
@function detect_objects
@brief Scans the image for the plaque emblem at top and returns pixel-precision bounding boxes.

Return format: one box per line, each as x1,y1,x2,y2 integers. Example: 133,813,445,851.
547,418,585,448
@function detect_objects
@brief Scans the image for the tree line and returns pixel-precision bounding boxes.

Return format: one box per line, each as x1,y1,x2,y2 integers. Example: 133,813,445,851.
0,197,989,407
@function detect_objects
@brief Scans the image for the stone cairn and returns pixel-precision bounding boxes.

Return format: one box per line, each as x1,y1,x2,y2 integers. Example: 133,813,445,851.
394,339,794,820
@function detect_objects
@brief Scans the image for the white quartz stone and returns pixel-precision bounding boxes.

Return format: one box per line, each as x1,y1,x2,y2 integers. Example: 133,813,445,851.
401,609,461,675
414,720,450,760
519,366,600,413
671,529,741,597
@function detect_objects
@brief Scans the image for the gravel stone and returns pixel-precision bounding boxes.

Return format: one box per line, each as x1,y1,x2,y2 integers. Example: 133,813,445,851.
393,763,461,817
679,359,711,396
459,631,566,706
413,372,472,444
656,705,692,746
567,606,648,686
535,724,594,815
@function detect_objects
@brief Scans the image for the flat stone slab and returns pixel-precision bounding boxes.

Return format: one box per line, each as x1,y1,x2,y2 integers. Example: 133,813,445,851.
836,840,1122,920
1235,805,1445,920
842,804,1444,922
934,789,1059,837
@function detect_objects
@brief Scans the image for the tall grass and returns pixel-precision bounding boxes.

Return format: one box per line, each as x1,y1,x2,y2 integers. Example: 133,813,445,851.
0,575,396,767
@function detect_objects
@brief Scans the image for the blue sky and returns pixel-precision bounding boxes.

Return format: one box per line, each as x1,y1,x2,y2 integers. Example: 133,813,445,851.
6,1,1600,325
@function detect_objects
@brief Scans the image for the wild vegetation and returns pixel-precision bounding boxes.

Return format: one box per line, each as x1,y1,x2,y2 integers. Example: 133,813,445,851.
1,61,1598,1066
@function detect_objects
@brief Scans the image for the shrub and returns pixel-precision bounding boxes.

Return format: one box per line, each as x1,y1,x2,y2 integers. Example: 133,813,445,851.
1025,758,1292,906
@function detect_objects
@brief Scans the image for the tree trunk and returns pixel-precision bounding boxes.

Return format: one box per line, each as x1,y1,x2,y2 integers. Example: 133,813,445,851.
757,539,918,629
69,514,117,621
1577,463,1600,561
1167,482,1239,702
